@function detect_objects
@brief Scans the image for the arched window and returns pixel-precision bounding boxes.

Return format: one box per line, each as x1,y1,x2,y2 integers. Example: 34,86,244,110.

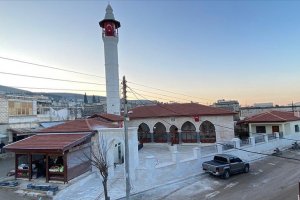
200,121,216,143
138,123,151,143
153,122,167,143
181,121,197,143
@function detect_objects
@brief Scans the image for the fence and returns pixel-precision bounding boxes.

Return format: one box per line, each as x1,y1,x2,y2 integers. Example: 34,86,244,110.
240,138,250,147
267,133,276,141
134,132,300,190
255,135,265,143
222,141,235,151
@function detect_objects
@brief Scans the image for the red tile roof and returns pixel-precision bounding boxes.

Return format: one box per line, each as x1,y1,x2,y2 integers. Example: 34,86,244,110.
37,118,119,133
241,111,300,123
129,103,235,119
4,133,91,152
88,113,123,122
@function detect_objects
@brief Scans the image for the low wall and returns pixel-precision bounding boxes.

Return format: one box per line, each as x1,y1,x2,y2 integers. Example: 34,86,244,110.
134,133,300,188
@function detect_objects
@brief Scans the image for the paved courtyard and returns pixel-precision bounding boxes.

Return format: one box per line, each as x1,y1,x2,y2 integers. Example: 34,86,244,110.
0,143,219,200
138,143,217,167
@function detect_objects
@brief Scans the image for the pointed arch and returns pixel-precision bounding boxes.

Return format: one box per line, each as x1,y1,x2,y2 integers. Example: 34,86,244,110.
200,120,216,143
138,123,151,143
153,122,167,143
169,125,178,133
181,121,197,143
181,121,196,131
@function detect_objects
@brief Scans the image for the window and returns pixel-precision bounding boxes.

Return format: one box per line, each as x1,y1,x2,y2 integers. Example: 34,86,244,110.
8,101,33,116
256,126,266,133
295,125,300,133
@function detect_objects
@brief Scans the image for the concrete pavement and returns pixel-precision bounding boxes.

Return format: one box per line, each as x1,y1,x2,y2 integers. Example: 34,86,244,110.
129,149,300,200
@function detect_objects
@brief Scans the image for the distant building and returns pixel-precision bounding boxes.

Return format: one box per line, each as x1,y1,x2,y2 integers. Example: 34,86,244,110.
213,99,239,121
0,95,39,143
253,102,273,108
82,104,106,117
240,105,300,119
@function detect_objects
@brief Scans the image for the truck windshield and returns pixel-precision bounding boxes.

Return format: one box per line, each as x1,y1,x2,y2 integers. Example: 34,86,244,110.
214,156,228,163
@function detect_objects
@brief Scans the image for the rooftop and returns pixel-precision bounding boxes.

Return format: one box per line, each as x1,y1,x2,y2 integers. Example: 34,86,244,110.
129,103,236,119
4,133,91,153
37,118,119,133
240,111,300,123
88,113,123,122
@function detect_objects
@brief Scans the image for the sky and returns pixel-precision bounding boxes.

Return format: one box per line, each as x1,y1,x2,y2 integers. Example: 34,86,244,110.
0,0,300,106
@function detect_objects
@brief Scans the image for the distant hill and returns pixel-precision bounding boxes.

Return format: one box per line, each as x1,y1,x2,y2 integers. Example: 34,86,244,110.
0,85,33,95
0,85,105,101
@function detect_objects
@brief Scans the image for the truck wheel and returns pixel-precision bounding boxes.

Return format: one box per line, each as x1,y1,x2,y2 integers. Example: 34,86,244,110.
244,165,249,173
223,170,230,179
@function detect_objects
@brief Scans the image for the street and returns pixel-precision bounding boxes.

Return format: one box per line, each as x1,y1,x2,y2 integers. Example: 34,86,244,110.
128,150,300,200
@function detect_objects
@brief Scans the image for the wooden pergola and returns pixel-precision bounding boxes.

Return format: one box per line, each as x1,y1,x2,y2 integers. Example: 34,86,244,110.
4,133,92,183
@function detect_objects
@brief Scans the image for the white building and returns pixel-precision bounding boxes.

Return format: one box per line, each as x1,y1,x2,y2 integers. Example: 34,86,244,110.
239,110,300,136
128,103,236,143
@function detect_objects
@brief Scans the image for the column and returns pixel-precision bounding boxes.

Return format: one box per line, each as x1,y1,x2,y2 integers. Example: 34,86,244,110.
178,131,182,144
232,138,240,148
264,134,268,143
151,132,154,143
275,132,280,140
249,124,253,136
196,131,201,143
193,147,201,159
217,144,223,153
28,154,32,181
46,154,49,183
249,136,255,146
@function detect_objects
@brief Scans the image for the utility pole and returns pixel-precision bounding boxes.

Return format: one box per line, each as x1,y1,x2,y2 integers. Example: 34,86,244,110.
298,180,300,200
122,76,130,200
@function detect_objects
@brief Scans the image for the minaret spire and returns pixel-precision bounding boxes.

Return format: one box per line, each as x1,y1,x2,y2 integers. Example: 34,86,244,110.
99,4,121,115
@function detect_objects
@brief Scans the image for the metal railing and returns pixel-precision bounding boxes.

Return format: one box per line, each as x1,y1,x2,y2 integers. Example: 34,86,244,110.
267,133,276,141
255,135,265,143
200,144,217,155
222,141,235,151
240,138,250,146
279,132,283,138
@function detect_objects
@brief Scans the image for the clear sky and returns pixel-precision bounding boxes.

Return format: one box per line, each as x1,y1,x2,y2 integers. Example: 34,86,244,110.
0,0,300,106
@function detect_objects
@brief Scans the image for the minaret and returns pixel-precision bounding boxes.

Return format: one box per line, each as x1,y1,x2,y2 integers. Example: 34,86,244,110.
99,4,121,115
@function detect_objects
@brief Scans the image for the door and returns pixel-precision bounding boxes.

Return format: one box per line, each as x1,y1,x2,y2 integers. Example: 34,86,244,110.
230,157,244,173
272,126,279,133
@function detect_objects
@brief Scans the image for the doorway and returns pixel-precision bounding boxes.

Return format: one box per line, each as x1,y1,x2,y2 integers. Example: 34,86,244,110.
272,126,279,133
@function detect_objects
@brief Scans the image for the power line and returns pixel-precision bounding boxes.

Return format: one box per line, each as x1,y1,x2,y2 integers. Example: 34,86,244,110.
130,86,206,104
130,87,300,162
127,90,183,103
0,71,105,86
128,86,173,127
3,86,107,93
127,80,213,102
0,56,105,78
129,86,300,143
0,56,213,104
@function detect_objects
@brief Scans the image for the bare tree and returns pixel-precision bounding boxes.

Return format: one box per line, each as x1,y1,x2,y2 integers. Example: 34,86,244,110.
86,133,113,200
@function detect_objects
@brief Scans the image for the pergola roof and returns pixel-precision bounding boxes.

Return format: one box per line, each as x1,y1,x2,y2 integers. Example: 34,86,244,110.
4,133,91,153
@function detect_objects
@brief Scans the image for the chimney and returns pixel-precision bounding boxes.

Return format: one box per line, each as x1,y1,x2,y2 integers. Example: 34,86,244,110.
294,111,300,118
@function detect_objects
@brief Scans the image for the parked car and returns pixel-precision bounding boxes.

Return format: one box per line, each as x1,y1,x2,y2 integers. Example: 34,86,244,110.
202,154,249,179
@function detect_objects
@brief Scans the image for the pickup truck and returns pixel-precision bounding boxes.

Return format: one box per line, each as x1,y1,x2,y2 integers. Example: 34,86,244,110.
202,154,249,179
